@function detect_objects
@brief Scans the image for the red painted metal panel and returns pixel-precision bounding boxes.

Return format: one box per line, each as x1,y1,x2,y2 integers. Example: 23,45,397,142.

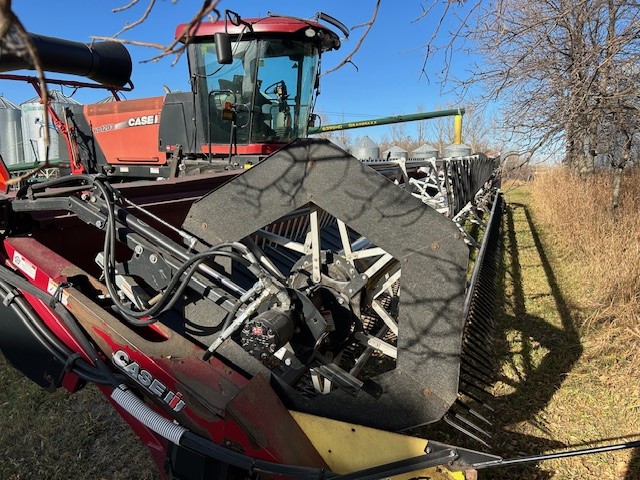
84,97,166,165
200,143,284,156
176,17,334,39
3,238,88,357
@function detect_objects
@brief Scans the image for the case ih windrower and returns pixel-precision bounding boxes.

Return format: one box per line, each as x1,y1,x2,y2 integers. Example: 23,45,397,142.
0,11,638,480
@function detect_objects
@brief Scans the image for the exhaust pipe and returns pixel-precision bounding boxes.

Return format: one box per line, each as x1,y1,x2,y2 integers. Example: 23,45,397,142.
0,33,132,87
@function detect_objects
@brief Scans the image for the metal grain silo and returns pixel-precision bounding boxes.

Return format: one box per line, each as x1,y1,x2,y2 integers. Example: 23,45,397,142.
97,95,118,103
381,145,408,160
21,90,81,164
0,95,25,165
443,143,472,158
411,143,439,160
351,135,379,161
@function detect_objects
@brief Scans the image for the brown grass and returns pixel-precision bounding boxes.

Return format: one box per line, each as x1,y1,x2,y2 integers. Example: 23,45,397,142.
530,166,640,361
486,172,640,479
0,354,159,480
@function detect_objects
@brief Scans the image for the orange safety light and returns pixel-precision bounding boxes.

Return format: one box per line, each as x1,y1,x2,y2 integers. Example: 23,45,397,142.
222,101,234,121
0,155,10,194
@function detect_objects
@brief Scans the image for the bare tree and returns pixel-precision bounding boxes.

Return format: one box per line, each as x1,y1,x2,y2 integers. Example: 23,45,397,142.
0,0,51,183
92,0,221,64
415,104,427,144
419,0,640,178
427,112,453,156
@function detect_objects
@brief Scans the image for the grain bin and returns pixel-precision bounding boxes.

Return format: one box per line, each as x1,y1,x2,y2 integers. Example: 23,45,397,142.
443,143,472,158
21,90,81,164
411,143,439,160
381,145,408,160
351,135,379,161
97,95,118,103
0,95,25,165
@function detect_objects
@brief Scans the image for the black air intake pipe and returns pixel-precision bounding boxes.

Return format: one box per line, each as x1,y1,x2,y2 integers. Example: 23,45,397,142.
0,33,132,87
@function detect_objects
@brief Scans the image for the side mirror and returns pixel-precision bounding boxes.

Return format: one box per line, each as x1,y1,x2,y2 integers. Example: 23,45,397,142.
214,32,232,64
308,113,320,128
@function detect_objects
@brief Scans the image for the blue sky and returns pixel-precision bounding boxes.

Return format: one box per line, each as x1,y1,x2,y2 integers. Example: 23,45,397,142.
3,1,474,141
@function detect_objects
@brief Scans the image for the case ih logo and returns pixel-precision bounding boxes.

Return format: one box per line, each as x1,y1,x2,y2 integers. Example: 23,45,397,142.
128,114,159,127
92,115,160,134
112,350,185,412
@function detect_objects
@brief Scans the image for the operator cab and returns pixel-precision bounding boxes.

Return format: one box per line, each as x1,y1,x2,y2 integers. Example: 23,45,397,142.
176,13,342,160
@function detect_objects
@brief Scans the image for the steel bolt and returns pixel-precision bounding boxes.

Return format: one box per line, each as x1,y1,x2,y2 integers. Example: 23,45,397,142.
149,254,158,264
134,245,144,255
95,220,104,229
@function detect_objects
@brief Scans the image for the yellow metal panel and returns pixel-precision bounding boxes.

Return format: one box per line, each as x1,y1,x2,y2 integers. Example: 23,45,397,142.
453,114,463,145
290,411,466,480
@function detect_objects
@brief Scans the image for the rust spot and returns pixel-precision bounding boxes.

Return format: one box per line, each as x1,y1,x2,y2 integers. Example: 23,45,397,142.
422,387,433,397
201,222,208,230
431,242,440,251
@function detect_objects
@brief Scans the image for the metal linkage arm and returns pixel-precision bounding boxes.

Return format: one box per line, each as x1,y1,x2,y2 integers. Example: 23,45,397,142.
9,177,246,312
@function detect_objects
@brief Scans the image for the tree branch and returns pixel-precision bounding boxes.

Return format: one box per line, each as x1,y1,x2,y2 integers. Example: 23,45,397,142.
112,0,156,38
322,0,381,76
93,0,220,65
0,0,51,184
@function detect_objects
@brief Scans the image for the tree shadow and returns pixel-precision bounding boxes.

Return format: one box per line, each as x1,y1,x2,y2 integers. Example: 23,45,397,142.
479,202,583,478
427,201,584,479
626,449,640,480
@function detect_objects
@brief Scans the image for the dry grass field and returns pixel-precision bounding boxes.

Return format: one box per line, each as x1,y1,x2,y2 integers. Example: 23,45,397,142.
484,169,640,479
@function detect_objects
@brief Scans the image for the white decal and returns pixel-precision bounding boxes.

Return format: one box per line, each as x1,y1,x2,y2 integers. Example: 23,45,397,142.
112,350,185,412
127,115,160,127
12,251,37,280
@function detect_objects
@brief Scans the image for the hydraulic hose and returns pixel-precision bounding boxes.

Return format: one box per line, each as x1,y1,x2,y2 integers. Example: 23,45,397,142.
20,175,268,328
109,382,329,479
110,385,187,444
0,267,116,385
92,179,265,327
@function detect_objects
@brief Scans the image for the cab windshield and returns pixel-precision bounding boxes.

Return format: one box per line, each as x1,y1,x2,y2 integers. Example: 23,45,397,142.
191,38,320,147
